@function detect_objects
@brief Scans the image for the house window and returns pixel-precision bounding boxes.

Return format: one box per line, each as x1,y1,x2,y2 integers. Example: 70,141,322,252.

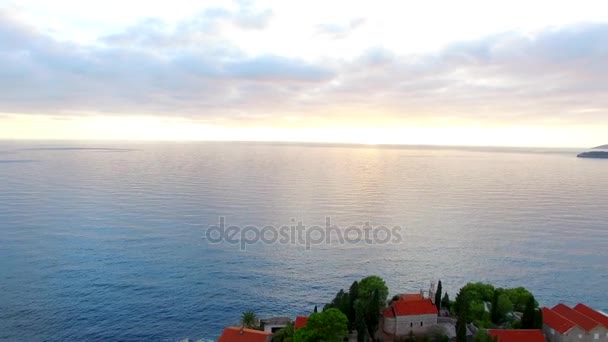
421,322,423,327
594,333,599,339
578,334,582,339
410,323,413,328
550,328,555,335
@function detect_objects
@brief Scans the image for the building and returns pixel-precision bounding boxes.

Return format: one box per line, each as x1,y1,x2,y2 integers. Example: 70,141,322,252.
260,316,291,333
487,329,545,342
383,290,438,336
294,315,309,329
543,304,608,342
218,326,273,342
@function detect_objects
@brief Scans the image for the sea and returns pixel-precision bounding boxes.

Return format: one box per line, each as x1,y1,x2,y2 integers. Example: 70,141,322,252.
1,141,607,341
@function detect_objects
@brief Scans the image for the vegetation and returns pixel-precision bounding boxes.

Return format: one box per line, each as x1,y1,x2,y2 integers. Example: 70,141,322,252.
473,330,498,342
324,275,388,341
441,293,450,312
240,310,258,329
435,280,442,311
455,291,469,342
274,322,294,342
294,308,348,342
454,282,539,331
520,295,543,329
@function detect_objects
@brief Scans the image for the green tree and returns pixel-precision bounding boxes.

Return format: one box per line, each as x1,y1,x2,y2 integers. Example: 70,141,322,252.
365,289,381,338
503,287,534,312
354,300,367,342
324,289,350,319
456,292,469,342
473,330,497,342
441,293,450,312
294,308,348,342
314,306,318,313
435,280,443,311
521,295,539,329
241,310,258,329
348,281,359,327
358,276,388,307
274,322,295,342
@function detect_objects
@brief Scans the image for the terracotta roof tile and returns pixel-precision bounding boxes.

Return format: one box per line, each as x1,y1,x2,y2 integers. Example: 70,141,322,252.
488,329,545,342
542,307,577,334
392,298,438,316
552,304,601,332
573,304,608,329
294,315,308,329
218,327,271,342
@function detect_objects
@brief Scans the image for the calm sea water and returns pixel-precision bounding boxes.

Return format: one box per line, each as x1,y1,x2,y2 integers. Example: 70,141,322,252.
1,141,607,341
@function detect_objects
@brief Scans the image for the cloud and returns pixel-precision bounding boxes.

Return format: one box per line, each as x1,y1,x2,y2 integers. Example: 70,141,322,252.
316,17,366,39
0,9,331,118
0,7,607,126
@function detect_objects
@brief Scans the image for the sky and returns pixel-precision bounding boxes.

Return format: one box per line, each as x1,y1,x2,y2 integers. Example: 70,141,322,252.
1,0,607,147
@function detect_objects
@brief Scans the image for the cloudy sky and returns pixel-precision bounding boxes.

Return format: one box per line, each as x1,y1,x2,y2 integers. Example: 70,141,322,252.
1,0,607,147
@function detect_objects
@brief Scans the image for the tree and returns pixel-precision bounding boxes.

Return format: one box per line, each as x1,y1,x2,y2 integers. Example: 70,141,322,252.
274,322,295,342
365,289,381,338
521,295,539,329
435,280,443,311
441,293,450,312
294,308,348,342
503,287,534,312
241,310,258,329
456,292,469,342
348,281,359,327
473,330,497,342
314,306,318,313
358,276,388,307
354,300,367,342
324,289,350,319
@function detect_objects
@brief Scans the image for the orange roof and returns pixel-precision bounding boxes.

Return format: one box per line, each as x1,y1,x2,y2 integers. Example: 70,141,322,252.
294,315,308,329
488,329,545,342
574,304,608,329
542,307,577,334
390,297,438,316
552,304,601,332
218,327,271,342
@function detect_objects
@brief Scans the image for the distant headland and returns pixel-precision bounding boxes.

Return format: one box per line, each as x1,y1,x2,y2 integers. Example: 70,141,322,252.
577,144,608,158
577,151,608,158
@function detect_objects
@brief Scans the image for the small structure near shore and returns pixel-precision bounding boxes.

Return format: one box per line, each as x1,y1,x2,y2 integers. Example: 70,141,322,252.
383,286,439,337
260,316,291,333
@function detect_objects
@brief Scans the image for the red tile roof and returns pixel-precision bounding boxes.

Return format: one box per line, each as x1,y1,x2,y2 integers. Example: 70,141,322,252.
552,304,601,332
488,329,545,342
387,297,438,316
574,304,608,329
542,307,577,334
294,315,308,329
218,327,271,342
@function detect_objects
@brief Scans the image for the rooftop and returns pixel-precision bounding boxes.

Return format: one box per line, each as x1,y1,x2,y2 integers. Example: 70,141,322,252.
574,304,608,329
541,307,578,334
294,315,308,329
488,329,545,342
384,293,438,317
552,304,601,332
218,327,272,342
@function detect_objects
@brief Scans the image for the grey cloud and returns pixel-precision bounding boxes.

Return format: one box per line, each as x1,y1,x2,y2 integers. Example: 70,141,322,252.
0,10,332,118
0,9,607,125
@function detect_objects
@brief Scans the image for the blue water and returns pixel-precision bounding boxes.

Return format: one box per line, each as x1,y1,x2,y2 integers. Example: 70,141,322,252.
1,141,607,341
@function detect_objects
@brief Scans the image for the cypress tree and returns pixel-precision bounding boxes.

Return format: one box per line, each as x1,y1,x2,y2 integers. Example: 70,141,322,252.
435,280,443,311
